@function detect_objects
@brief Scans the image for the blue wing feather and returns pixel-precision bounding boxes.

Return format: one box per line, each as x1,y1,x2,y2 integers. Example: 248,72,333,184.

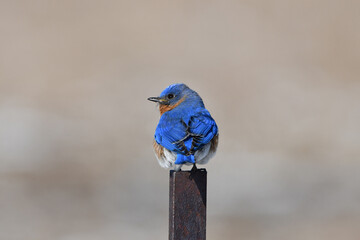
155,108,218,158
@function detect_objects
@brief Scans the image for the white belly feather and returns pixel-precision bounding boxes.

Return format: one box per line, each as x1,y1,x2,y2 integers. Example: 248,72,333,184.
153,137,218,169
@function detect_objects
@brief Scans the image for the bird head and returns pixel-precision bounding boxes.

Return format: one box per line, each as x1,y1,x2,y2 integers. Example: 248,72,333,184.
148,83,204,115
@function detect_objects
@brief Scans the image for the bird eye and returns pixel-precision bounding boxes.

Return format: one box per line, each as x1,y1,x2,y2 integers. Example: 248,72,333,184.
167,94,174,99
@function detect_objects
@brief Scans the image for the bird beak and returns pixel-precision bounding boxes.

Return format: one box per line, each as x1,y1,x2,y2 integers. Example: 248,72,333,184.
147,97,169,104
147,97,161,103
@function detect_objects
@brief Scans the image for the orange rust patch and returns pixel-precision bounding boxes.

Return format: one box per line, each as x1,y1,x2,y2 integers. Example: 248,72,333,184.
153,139,165,159
159,96,186,116
210,134,219,153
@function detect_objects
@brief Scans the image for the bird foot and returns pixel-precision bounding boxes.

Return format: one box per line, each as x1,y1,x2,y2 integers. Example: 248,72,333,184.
191,164,198,172
174,164,183,172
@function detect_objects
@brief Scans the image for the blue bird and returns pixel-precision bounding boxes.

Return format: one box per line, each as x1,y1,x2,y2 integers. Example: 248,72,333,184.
148,83,218,171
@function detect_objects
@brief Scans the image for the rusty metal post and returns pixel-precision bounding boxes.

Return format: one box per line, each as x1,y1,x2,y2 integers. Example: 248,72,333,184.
169,169,207,240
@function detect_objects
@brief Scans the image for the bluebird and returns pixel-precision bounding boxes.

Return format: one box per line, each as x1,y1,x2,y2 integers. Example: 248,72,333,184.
148,84,218,171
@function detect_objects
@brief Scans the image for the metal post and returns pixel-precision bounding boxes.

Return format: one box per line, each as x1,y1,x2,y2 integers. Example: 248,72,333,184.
169,169,207,240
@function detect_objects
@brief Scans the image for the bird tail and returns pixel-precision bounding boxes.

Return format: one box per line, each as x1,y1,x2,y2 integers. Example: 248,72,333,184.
175,154,195,164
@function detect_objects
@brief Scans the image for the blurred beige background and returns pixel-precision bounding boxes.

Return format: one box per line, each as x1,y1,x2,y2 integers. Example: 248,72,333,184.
1,1,360,239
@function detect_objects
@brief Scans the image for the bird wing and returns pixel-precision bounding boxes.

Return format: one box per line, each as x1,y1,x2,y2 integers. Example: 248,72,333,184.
155,109,218,155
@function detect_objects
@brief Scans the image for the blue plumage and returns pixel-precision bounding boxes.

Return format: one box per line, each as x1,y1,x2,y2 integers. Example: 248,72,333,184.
148,84,218,171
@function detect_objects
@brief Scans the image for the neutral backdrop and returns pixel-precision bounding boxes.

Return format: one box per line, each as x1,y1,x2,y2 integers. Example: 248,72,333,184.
1,1,359,239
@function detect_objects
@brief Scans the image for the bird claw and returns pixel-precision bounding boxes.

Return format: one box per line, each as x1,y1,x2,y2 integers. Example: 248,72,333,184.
188,164,198,179
191,163,198,172
174,164,183,172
